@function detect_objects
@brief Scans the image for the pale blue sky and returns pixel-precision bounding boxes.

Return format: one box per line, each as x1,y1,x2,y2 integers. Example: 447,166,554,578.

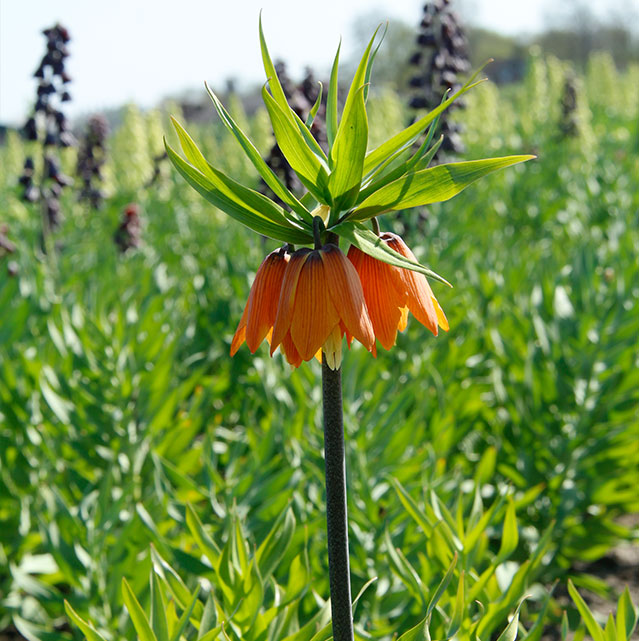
0,0,626,125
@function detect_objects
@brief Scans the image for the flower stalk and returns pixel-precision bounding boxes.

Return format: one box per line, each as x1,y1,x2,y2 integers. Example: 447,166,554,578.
321,357,354,641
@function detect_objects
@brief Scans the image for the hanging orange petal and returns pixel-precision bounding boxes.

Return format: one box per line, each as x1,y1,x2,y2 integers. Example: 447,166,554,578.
230,303,249,356
290,251,340,361
348,245,406,351
382,233,439,336
281,329,303,368
319,244,374,351
271,248,311,355
245,249,290,352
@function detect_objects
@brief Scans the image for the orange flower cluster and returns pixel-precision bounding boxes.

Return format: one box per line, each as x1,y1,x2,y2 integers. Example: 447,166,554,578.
231,234,448,369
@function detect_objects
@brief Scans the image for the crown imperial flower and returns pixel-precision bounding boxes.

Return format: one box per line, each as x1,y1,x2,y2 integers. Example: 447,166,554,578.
167,17,533,371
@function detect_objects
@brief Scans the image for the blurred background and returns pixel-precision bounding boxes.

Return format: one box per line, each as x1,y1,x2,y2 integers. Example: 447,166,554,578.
2,0,638,128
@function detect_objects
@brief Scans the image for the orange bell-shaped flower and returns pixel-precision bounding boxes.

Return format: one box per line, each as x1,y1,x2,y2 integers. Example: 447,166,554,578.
347,232,448,352
271,244,375,369
230,246,290,357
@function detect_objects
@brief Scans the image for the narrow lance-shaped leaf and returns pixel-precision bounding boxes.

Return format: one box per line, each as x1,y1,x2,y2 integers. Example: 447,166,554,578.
362,23,387,102
568,580,605,641
616,587,638,641
397,616,431,641
350,155,535,220
185,503,221,570
495,598,528,641
151,572,170,641
334,222,451,286
205,82,313,223
363,61,491,175
447,571,465,638
262,86,331,204
259,13,294,119
357,135,444,204
165,142,313,244
305,81,323,128
328,84,368,217
255,506,295,580
326,40,341,149
64,601,108,641
258,17,328,162
496,496,519,563
169,586,201,641
170,117,301,230
426,553,458,618
328,26,379,215
122,578,158,641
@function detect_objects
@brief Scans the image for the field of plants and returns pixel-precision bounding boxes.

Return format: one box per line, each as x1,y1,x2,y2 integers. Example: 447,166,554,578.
1,43,638,641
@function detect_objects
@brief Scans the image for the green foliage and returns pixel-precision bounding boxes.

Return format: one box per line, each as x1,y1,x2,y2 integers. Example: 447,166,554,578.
1,47,637,641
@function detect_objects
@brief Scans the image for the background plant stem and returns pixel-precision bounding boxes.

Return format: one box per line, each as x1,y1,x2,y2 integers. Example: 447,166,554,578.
321,357,354,641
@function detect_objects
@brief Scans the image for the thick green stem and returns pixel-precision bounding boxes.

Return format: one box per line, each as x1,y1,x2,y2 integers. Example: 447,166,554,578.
321,357,354,641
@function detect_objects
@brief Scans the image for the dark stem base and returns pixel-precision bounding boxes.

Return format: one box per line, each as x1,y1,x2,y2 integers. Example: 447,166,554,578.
321,357,354,641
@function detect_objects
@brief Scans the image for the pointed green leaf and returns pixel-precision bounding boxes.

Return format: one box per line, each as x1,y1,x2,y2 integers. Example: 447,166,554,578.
204,83,313,223
235,559,264,630
426,553,458,618
256,507,295,580
522,584,556,641
328,84,368,215
305,82,323,128
64,601,108,641
166,141,312,244
151,572,170,641
567,580,605,641
259,19,328,162
327,26,378,213
616,587,638,641
385,527,427,605
561,612,569,641
150,547,192,610
447,572,465,638
496,598,528,641
169,585,200,641
198,595,218,639
351,155,535,220
389,477,435,536
326,40,341,148
232,513,249,574
496,497,519,563
198,627,224,641
259,14,294,118
122,578,158,641
283,553,310,605
397,616,430,641
185,504,221,570
262,86,330,203
603,614,616,641
363,63,489,175
362,23,387,101
360,134,444,204
334,222,451,285
353,577,378,613
171,118,299,229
